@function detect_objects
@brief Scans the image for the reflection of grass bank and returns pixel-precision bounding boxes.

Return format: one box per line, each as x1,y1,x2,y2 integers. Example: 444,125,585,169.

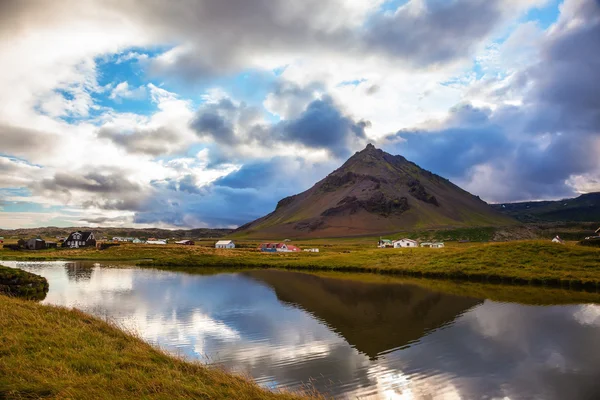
2,240,600,290
0,295,316,400
0,265,48,300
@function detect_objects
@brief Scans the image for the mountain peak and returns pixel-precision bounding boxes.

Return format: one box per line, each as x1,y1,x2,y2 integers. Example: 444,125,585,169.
235,146,516,238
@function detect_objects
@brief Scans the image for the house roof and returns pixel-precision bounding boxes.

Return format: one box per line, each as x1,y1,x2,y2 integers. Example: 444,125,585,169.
596,227,600,234
395,238,418,243
286,245,300,251
66,231,94,242
276,243,287,248
216,240,234,245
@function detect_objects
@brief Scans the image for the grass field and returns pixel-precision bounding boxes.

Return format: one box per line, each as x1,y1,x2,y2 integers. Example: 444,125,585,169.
0,293,317,400
2,238,600,289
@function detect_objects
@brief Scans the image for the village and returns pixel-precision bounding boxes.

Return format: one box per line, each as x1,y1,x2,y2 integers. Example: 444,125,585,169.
5,227,599,254
1,228,452,253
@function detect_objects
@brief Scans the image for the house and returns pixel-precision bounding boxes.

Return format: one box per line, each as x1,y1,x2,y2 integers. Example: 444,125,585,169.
378,239,393,248
421,242,445,248
132,238,145,244
303,248,320,252
25,238,46,250
45,242,58,249
62,232,96,248
146,240,167,245
552,235,565,244
215,240,235,249
260,243,277,252
176,240,195,246
393,238,419,248
259,242,300,252
284,244,301,252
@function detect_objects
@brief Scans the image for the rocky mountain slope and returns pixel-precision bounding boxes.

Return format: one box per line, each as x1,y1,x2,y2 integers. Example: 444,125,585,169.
235,144,516,238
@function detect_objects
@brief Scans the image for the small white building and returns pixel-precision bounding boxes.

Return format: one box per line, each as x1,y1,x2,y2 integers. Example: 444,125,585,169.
552,236,565,244
421,242,445,248
146,240,167,245
215,240,235,249
303,248,320,252
393,238,418,248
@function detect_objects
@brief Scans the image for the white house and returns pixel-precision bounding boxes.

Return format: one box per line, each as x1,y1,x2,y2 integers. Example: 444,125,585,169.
421,242,445,248
552,236,565,244
146,240,167,245
215,240,235,249
393,238,418,248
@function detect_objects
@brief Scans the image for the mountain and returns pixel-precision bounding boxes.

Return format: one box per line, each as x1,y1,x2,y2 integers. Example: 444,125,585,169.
0,226,231,239
235,144,516,238
492,192,600,222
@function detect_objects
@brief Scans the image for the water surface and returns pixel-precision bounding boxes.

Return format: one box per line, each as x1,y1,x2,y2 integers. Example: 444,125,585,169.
5,261,600,399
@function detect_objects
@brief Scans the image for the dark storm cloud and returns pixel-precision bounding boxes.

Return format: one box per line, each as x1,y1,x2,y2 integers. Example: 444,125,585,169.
277,96,370,158
97,127,186,156
190,93,368,158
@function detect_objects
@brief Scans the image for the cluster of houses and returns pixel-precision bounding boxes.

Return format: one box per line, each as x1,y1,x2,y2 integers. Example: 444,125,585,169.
259,242,301,252
378,238,445,249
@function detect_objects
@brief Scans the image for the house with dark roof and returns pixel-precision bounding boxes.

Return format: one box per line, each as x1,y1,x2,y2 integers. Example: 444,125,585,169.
25,238,46,250
62,231,96,248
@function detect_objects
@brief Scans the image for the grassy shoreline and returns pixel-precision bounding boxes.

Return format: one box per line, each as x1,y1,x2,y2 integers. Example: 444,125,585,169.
2,240,600,290
0,265,49,300
0,293,316,400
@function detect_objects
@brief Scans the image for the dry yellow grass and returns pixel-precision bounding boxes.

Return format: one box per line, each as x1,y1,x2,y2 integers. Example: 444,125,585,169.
0,295,320,400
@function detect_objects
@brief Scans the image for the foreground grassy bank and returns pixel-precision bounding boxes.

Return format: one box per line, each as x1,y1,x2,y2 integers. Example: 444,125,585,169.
0,265,48,299
0,294,314,400
2,240,600,289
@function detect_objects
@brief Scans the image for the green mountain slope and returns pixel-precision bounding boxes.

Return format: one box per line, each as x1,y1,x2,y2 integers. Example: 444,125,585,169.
492,192,600,222
235,144,516,238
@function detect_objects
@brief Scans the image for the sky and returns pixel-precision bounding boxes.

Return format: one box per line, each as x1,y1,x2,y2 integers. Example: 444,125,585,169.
0,0,599,229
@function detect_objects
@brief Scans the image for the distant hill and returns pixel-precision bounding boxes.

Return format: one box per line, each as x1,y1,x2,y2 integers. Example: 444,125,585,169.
0,226,232,239
235,144,516,238
492,192,600,222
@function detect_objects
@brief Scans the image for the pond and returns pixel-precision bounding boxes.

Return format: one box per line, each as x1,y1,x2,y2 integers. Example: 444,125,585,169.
5,261,600,399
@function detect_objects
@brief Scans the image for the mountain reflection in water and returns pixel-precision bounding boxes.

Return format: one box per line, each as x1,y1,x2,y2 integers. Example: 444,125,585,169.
5,261,600,399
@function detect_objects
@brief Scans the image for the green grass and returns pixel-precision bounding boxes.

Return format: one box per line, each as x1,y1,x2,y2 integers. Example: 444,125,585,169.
2,240,600,289
0,294,318,400
0,265,49,300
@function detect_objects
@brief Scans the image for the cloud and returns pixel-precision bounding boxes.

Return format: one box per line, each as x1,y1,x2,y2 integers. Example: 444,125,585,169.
30,169,148,211
9,0,539,82
0,124,59,159
276,96,370,158
108,81,148,102
191,92,369,159
98,127,187,156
